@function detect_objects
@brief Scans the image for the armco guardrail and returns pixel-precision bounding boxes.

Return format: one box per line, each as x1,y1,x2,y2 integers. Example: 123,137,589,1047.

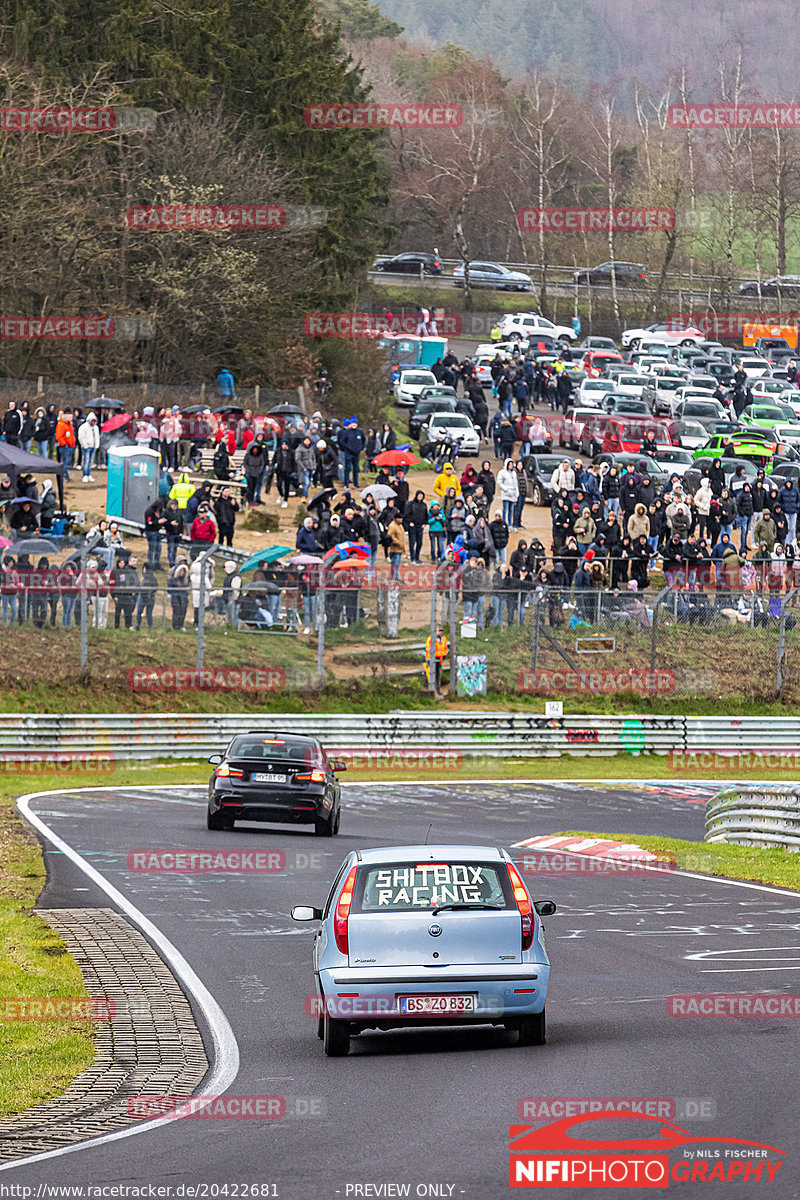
705,785,800,850
686,717,800,750
0,713,681,760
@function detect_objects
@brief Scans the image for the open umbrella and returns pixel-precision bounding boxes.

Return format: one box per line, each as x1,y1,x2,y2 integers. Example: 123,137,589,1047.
86,395,125,411
0,536,12,549
268,403,305,416
255,416,281,432
289,553,323,565
360,483,396,504
331,558,369,571
306,487,336,512
183,404,209,415
8,496,42,511
372,450,421,467
101,413,131,433
214,405,244,416
239,545,293,572
11,537,59,556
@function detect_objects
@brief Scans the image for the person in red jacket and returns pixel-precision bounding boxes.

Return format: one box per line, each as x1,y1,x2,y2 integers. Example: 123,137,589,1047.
0,555,20,624
189,504,217,558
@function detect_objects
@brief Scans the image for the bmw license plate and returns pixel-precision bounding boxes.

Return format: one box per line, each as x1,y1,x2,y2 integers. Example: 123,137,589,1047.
253,773,286,783
398,994,476,1015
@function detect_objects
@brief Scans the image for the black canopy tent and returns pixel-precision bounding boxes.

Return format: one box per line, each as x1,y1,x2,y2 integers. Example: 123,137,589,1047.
0,443,64,510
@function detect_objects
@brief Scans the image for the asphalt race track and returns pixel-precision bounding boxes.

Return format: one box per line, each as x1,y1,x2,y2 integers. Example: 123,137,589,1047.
3,780,799,1197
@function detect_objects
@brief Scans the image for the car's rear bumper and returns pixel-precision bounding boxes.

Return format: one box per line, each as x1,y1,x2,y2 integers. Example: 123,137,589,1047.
319,962,549,1024
211,787,326,824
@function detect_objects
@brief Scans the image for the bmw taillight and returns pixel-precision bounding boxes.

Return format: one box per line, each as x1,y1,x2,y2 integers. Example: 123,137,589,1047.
334,866,358,955
216,763,244,778
507,862,534,951
296,770,325,783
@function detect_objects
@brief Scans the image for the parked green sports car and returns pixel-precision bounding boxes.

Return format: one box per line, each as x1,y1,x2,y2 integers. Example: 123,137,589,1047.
741,403,796,430
692,432,776,469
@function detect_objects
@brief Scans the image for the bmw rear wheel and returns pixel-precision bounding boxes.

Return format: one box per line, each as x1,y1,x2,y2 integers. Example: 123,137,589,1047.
315,811,335,837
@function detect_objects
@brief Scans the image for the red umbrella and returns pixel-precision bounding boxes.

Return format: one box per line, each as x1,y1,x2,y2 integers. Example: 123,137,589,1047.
101,413,131,433
372,450,421,467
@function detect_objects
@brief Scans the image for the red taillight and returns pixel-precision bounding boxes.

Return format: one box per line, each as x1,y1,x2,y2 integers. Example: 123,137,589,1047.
216,763,244,777
334,865,358,955
296,770,325,783
507,862,534,951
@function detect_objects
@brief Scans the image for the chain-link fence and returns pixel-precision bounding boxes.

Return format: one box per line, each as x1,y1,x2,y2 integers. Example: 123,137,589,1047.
1,549,799,703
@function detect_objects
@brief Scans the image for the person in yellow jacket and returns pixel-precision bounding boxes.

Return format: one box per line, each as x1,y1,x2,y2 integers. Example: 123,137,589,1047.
490,324,502,342
169,470,195,510
425,626,448,692
433,461,461,500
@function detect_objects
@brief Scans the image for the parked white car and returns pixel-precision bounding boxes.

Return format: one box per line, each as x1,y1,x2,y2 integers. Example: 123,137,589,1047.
621,321,704,349
499,312,576,342
420,412,481,455
394,368,438,407
577,378,615,405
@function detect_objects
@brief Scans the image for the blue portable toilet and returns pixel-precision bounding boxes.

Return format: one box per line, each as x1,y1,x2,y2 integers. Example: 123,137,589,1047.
106,447,160,526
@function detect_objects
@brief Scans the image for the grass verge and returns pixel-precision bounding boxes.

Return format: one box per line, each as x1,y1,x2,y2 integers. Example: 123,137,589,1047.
560,831,800,892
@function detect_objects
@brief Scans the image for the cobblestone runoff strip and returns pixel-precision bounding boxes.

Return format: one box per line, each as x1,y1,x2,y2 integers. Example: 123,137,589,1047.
0,908,209,1162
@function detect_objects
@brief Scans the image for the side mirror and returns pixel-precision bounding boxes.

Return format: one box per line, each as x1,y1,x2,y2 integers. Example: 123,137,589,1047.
208,754,222,765
291,906,322,922
332,759,348,772
534,900,557,917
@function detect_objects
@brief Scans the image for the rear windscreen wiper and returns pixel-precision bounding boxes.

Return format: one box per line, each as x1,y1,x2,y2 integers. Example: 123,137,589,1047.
431,902,505,914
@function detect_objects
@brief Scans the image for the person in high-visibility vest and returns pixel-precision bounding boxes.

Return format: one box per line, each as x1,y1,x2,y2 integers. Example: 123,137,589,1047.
169,470,195,510
425,627,449,692
490,324,502,342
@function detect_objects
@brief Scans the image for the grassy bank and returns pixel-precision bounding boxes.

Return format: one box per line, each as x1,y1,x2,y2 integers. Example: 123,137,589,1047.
562,831,800,892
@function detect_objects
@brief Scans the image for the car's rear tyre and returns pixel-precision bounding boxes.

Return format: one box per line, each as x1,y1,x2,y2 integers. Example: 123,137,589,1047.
333,807,341,834
323,1013,350,1056
206,808,225,831
518,1008,546,1046
315,811,335,837
531,483,543,506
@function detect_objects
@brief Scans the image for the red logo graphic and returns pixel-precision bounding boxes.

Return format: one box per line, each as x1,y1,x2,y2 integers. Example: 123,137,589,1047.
127,668,286,692
0,751,116,774
666,312,800,336
667,104,800,129
669,994,800,1017
0,997,115,1020
126,205,286,231
1,107,117,132
304,312,462,338
510,1112,784,1187
518,669,676,696
518,207,675,232
304,104,462,130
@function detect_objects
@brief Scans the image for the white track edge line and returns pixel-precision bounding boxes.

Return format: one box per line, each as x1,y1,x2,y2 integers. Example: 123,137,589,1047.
0,788,241,1172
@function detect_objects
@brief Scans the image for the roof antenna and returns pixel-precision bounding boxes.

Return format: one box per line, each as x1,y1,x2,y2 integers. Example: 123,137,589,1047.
424,823,433,846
